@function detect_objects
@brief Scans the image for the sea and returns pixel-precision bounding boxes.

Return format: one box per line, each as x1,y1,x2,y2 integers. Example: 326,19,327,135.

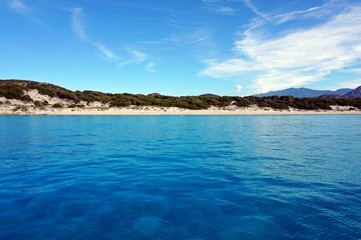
0,115,360,239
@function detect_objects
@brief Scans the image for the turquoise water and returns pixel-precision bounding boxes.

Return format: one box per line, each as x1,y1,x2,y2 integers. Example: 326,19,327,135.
0,115,360,239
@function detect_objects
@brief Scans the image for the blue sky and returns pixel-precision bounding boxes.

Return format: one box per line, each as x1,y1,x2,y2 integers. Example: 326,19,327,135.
1,0,361,96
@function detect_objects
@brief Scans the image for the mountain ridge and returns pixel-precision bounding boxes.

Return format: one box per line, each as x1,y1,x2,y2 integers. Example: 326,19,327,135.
344,86,361,98
253,87,355,98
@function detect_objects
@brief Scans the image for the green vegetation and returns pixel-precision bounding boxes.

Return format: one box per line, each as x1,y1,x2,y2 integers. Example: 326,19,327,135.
68,104,85,108
34,100,49,107
21,95,33,102
34,100,42,107
0,83,25,100
52,103,63,108
1,79,361,111
13,106,28,112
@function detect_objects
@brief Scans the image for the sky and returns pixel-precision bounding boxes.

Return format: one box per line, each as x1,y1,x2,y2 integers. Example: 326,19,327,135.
1,0,361,96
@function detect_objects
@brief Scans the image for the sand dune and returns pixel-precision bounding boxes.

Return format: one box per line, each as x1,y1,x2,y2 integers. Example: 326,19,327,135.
1,90,360,115
1,104,360,115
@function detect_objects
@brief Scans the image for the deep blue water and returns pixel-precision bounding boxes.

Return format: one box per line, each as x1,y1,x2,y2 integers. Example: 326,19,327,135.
0,115,361,239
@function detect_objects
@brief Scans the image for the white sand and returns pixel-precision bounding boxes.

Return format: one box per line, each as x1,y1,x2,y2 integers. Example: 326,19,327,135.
1,105,360,115
0,91,360,115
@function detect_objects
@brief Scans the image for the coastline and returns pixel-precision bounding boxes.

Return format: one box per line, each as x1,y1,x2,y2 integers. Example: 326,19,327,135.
1,106,360,115
1,87,360,116
1,91,360,116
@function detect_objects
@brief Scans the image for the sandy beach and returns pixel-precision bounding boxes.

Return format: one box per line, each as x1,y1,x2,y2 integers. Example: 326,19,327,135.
1,90,360,115
1,105,360,115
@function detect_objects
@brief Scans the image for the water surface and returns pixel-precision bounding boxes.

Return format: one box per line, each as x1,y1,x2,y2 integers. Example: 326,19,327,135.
0,115,360,239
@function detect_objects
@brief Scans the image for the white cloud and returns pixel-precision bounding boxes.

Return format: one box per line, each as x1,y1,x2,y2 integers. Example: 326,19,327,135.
201,0,218,3
217,6,236,15
242,0,268,20
118,49,147,67
200,59,252,77
186,36,209,44
273,6,322,24
70,8,118,60
131,50,147,62
146,62,157,73
8,0,44,25
168,29,210,45
337,79,361,89
201,0,236,16
201,5,361,93
71,8,87,41
9,0,27,14
93,42,118,60
271,0,348,25
236,84,243,92
118,49,156,73
242,0,337,24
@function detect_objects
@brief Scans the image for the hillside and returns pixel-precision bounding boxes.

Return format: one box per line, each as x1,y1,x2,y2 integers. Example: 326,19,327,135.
344,86,361,98
1,79,361,114
253,87,353,98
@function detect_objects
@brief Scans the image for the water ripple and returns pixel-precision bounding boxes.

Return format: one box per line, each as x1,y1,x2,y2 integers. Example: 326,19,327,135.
0,115,361,239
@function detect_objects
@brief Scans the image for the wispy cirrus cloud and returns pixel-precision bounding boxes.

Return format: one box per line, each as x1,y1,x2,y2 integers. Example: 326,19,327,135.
8,0,44,25
271,0,345,24
168,29,210,45
93,43,119,60
118,49,157,73
146,62,157,73
70,8,118,60
130,50,147,62
70,8,159,70
242,0,342,25
118,49,147,67
338,78,361,89
71,8,87,41
201,0,236,15
201,3,361,93
242,0,268,19
8,0,27,14
216,6,236,15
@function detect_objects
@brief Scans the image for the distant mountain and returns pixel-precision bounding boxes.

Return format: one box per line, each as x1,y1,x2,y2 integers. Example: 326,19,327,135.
335,88,357,95
199,93,220,97
344,86,361,98
253,87,353,98
318,94,344,99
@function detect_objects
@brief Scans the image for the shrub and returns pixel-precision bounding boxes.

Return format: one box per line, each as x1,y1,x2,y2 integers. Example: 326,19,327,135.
12,106,28,112
56,91,78,101
21,95,33,102
109,97,131,107
67,104,84,108
34,100,42,107
0,84,25,99
258,101,270,108
234,98,251,107
52,103,63,108
13,106,21,112
273,103,289,110
34,86,56,97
